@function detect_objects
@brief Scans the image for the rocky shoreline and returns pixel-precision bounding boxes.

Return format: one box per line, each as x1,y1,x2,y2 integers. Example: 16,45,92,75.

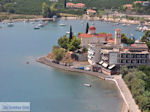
36,56,141,112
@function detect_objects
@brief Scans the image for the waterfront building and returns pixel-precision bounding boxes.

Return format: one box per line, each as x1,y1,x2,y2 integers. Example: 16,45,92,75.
87,28,150,75
78,26,112,47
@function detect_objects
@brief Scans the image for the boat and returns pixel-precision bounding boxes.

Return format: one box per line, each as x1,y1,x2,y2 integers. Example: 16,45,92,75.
59,23,66,26
7,22,14,27
34,25,40,29
66,31,70,34
122,23,126,26
37,23,44,27
84,83,91,87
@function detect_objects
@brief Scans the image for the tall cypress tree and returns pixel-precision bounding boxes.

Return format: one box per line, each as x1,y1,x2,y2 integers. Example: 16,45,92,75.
69,25,73,41
86,22,89,33
64,0,66,8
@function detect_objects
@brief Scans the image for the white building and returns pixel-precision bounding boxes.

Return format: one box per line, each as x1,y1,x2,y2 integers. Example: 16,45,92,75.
78,26,112,47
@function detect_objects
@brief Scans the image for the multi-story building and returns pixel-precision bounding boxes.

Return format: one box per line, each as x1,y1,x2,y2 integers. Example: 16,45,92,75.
87,28,150,75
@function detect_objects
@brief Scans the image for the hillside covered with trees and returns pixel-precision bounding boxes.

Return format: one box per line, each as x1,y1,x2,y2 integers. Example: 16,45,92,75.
0,0,135,15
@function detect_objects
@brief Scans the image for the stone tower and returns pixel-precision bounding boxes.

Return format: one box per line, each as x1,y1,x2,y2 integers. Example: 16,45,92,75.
115,29,121,45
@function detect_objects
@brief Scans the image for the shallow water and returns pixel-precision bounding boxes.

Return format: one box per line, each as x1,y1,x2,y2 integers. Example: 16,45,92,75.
0,20,143,112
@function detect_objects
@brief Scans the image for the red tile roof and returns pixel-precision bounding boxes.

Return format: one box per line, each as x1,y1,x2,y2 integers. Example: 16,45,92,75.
115,28,121,32
79,33,107,38
66,2,75,6
87,9,96,13
66,2,85,8
107,38,114,43
107,33,112,37
134,1,143,4
123,4,133,9
89,26,96,30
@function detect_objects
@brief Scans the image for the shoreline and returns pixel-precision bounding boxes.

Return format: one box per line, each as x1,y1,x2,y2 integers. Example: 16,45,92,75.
1,15,150,27
36,56,141,112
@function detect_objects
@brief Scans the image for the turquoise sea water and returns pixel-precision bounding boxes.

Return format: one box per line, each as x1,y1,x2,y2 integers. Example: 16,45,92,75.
0,20,144,112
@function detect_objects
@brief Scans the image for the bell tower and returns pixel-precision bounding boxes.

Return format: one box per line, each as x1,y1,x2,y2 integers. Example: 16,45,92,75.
115,29,121,45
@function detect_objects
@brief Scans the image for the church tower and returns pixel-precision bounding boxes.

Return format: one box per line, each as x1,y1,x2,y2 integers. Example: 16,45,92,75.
115,29,121,45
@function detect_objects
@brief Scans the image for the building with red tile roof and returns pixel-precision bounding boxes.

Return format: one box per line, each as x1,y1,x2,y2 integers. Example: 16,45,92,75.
86,9,96,15
78,26,113,47
66,2,85,9
134,1,143,4
123,4,133,10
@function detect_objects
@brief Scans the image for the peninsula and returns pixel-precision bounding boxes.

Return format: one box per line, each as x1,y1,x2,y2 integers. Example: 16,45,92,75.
37,23,150,112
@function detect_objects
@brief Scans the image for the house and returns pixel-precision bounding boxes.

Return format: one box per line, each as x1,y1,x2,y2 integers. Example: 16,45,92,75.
142,1,150,6
78,26,112,47
134,1,143,4
75,3,85,8
66,2,85,9
86,9,96,16
123,4,133,10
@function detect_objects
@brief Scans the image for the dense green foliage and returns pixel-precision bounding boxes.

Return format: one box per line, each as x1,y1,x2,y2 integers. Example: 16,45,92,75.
52,45,65,61
121,33,135,45
141,30,150,50
0,0,136,15
121,66,150,112
58,35,81,52
132,3,150,14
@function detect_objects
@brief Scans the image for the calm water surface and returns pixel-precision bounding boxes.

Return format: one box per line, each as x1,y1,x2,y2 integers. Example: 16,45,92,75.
0,20,144,112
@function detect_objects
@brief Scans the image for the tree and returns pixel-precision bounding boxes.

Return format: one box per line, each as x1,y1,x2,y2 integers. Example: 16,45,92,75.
67,36,81,51
42,2,50,18
69,25,73,41
52,45,65,61
4,3,15,13
141,30,150,42
121,33,134,45
50,3,57,17
58,35,69,50
64,0,66,8
86,22,89,33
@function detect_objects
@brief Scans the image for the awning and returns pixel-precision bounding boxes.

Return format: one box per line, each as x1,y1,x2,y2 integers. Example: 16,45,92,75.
108,65,116,70
99,61,103,65
102,63,108,68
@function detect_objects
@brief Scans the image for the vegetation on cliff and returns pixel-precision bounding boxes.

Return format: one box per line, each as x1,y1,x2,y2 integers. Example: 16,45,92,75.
121,66,150,112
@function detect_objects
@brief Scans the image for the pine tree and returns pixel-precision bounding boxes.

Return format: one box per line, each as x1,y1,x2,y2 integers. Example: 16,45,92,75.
86,22,89,33
69,26,73,41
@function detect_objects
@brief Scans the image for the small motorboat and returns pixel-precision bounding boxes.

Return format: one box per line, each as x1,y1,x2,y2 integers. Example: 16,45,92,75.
34,25,40,29
7,22,14,27
59,23,66,26
66,31,70,34
38,23,44,27
84,83,91,87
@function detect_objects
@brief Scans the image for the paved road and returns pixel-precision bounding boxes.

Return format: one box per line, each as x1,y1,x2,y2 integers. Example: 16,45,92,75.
114,75,141,112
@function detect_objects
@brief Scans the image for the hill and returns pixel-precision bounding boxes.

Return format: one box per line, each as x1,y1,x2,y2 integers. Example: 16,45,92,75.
0,0,135,15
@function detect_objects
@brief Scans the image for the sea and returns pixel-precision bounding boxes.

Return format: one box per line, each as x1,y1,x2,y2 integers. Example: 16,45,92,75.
0,19,144,112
